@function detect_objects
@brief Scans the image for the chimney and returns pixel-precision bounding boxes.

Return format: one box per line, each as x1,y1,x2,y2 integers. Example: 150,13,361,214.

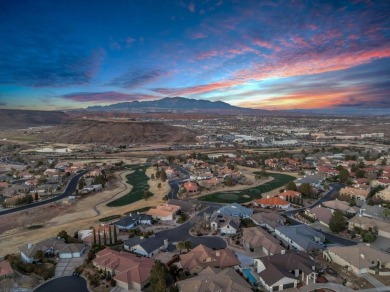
28,243,32,249
129,213,132,217
216,251,220,256
164,239,169,249
360,254,365,259
281,249,286,255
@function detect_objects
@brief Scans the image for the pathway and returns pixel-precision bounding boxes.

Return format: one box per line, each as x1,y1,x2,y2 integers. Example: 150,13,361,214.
360,273,386,288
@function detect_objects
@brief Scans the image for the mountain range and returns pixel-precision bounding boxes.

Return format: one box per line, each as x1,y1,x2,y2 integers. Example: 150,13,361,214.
78,97,388,116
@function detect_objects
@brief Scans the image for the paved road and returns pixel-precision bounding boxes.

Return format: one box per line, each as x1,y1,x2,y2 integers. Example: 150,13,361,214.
34,276,88,292
154,207,226,249
0,170,87,216
310,183,345,209
167,165,190,200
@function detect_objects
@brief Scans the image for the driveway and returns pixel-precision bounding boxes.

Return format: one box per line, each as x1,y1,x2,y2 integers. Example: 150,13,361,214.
55,257,85,277
34,276,88,292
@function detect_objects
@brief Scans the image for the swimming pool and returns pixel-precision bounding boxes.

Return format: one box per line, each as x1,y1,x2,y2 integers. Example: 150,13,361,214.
242,268,257,285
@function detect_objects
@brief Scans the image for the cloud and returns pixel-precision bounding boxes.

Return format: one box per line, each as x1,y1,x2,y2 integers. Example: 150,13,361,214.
0,23,105,87
108,69,167,89
188,2,195,13
60,91,157,103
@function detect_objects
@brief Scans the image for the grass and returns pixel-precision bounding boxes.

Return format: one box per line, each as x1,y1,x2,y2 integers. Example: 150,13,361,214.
26,224,44,230
124,206,151,215
98,214,122,222
198,173,296,204
107,164,150,207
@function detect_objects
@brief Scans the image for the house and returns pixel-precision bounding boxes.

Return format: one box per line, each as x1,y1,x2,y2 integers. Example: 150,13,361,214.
178,244,240,274
183,181,199,193
348,216,390,239
242,227,285,255
123,237,169,257
279,190,301,201
250,212,286,231
147,204,181,221
322,199,358,216
93,248,154,291
0,260,14,277
305,206,333,227
376,188,390,201
167,199,194,212
340,187,370,202
210,212,240,235
275,225,325,253
254,251,318,291
323,244,390,275
113,213,153,230
253,196,290,209
20,238,85,263
176,267,252,292
217,203,253,218
359,203,390,221
296,173,325,189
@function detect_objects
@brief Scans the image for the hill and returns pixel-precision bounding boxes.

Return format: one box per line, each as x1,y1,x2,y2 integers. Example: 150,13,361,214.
82,96,270,115
35,119,198,144
0,109,69,130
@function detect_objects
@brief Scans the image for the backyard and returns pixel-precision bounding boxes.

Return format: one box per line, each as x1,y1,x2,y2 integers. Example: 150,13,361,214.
106,164,150,207
198,173,295,203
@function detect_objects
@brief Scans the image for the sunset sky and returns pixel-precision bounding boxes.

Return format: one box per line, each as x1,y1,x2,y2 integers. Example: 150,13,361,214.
0,0,389,111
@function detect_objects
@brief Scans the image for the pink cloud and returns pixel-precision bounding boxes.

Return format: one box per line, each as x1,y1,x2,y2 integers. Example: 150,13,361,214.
191,32,207,39
188,2,195,13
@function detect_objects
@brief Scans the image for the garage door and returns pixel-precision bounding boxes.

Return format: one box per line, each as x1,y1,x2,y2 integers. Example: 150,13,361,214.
283,282,295,289
272,286,279,291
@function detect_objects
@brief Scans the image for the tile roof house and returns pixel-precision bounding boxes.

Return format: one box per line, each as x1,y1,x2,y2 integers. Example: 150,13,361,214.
210,212,241,235
250,212,286,231
305,206,333,227
183,181,199,193
217,203,253,218
254,251,318,291
340,187,370,202
113,213,152,230
178,244,240,274
167,199,194,212
124,237,169,257
279,190,302,201
348,216,390,239
20,238,85,263
147,204,181,221
0,260,14,277
322,199,358,216
242,227,285,255
253,196,290,209
93,248,154,291
323,244,390,275
275,225,325,253
176,267,252,292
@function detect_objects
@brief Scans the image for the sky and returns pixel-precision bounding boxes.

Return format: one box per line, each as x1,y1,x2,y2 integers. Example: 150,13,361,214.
0,0,389,111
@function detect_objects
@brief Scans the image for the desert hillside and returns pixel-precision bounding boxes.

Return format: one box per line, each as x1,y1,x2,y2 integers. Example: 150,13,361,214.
0,109,69,130
35,119,198,144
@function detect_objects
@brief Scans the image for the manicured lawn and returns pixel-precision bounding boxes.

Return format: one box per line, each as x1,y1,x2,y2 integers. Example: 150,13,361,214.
198,173,296,204
99,214,122,222
107,164,150,207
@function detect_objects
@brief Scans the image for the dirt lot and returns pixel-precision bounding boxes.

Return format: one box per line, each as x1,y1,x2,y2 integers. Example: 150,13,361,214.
0,162,169,257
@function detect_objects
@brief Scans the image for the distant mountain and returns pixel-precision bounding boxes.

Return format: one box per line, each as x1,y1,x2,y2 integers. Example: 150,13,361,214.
81,96,272,115
0,109,69,130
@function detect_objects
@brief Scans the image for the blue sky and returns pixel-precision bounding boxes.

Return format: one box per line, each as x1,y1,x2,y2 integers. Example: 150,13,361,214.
0,0,389,110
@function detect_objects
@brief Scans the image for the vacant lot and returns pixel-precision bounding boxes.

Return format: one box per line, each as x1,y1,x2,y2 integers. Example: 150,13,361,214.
198,173,295,203
106,164,150,207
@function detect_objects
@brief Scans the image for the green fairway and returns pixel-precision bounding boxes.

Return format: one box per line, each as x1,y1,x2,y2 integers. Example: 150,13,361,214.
198,173,296,204
107,164,150,207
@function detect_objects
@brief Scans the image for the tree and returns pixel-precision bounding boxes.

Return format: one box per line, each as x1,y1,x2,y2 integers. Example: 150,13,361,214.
150,261,168,292
356,169,366,178
151,174,155,180
58,230,69,240
286,181,297,191
113,226,118,244
34,250,45,262
381,158,387,166
160,170,167,182
34,192,39,201
155,170,161,179
338,169,350,184
298,183,315,197
93,228,97,245
157,183,162,189
329,210,346,233
225,176,234,186
109,225,113,245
